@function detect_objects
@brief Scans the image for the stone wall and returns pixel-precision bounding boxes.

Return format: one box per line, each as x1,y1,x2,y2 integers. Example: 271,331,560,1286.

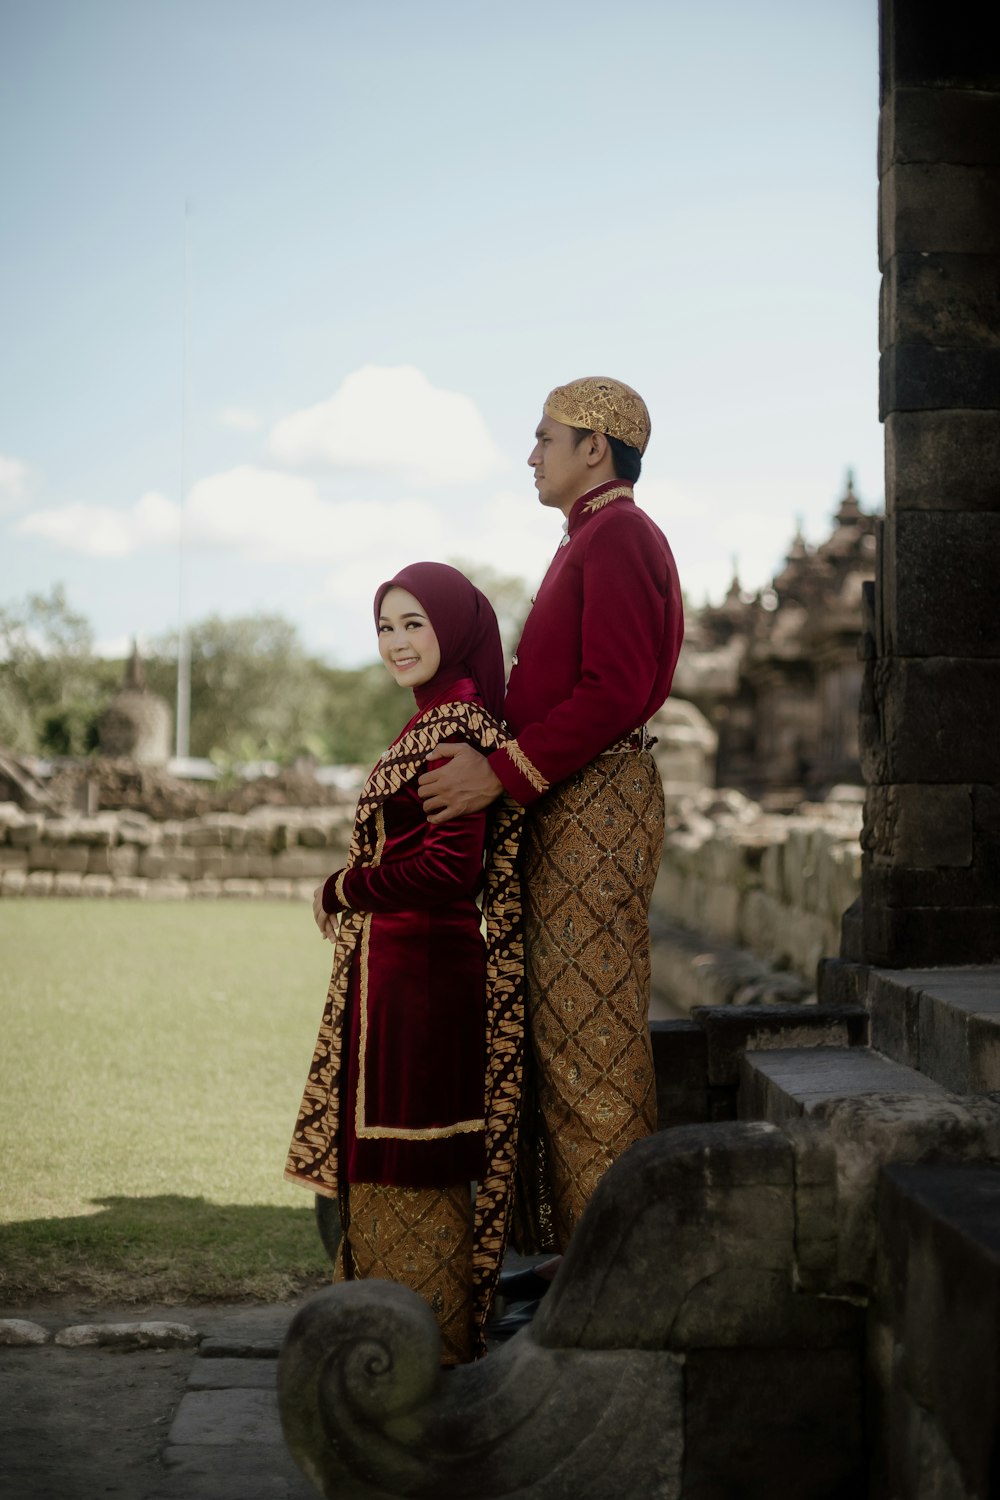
654,791,863,991
0,791,863,1002
0,802,354,901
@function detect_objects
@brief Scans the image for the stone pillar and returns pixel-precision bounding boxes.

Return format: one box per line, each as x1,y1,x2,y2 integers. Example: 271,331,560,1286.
859,0,1000,965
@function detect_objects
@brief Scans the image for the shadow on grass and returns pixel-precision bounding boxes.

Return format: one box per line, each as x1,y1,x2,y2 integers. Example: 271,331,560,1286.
0,1194,333,1304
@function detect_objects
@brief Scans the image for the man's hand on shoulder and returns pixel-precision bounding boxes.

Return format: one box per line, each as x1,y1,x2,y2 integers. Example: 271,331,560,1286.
418,743,503,824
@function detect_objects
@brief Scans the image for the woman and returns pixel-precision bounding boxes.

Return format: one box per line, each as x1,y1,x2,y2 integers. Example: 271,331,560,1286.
285,562,524,1363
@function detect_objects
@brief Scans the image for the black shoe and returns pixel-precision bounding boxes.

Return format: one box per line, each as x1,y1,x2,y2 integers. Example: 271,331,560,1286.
497,1267,554,1302
486,1297,541,1338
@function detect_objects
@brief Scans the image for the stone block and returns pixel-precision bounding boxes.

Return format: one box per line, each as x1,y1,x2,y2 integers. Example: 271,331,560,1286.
861,898,1000,966
886,511,1000,656
880,87,1000,172
116,818,159,847
52,872,84,896
0,847,27,872
873,657,1000,783
537,1123,798,1352
786,1122,841,1290
262,878,295,899
880,343,1000,417
186,1358,277,1390
81,816,119,845
146,880,189,900
649,1019,709,1129
865,782,975,867
178,815,247,849
737,889,781,960
245,853,276,880
880,0,1000,97
881,252,1000,353
683,1348,864,1500
199,852,252,880
864,855,999,910
273,848,335,880
110,844,141,877
26,843,55,871
877,1162,1000,1500
294,821,329,848
7,817,41,846
50,845,91,873
109,877,146,898
867,968,923,1068
221,879,264,899
693,1005,868,1088
885,408,1000,512
80,874,114,897
23,870,53,896
880,162,1000,261
816,957,869,1007
0,868,27,895
738,1047,945,1126
168,1388,283,1447
152,1444,316,1500
138,847,196,879
916,973,1000,1092
39,817,78,846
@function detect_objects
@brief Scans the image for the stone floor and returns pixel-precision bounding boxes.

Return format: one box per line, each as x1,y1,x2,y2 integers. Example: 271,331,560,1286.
0,1302,315,1500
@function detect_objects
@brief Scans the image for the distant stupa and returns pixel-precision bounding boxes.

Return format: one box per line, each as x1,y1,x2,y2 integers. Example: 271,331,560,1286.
97,641,172,765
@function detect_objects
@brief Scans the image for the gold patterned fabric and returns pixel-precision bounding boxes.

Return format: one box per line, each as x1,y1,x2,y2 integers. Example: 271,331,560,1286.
285,699,525,1357
335,1181,474,1366
514,749,664,1254
544,376,651,455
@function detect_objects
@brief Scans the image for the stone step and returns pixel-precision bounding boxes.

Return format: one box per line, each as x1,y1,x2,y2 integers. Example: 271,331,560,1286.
738,1045,948,1124
874,1162,1000,1500
651,1006,868,1130
866,966,1000,1094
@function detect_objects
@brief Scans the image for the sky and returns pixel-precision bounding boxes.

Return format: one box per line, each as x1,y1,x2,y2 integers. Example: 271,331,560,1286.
0,0,883,668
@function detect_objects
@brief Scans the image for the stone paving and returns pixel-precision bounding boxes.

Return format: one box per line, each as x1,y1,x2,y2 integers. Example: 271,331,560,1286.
0,1302,316,1500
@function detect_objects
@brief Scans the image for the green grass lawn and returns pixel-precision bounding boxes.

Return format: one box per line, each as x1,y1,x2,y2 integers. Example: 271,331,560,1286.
0,900,336,1305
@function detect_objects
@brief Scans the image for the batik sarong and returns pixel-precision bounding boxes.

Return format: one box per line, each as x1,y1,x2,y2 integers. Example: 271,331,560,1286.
335,1181,474,1366
514,747,664,1254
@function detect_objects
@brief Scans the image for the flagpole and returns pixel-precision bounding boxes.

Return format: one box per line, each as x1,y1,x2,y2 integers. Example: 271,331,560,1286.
175,197,191,761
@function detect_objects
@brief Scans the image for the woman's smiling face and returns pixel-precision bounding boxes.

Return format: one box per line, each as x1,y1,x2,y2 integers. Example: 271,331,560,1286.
377,586,442,689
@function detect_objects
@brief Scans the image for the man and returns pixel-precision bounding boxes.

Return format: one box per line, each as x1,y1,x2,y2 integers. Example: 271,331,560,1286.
419,376,683,1255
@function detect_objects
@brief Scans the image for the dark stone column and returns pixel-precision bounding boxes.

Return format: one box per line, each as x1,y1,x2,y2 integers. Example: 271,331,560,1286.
859,0,1000,965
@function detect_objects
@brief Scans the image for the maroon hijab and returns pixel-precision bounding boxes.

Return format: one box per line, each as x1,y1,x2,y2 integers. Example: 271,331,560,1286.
374,562,505,719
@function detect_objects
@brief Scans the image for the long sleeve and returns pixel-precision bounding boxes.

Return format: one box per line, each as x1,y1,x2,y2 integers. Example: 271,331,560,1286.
488,502,682,804
323,764,487,914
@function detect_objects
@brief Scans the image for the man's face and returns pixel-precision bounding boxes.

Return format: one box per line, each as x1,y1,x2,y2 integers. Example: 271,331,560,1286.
527,413,592,516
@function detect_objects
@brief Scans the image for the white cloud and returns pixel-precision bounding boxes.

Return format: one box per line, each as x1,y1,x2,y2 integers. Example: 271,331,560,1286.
185,466,447,564
16,491,178,557
445,488,561,584
0,453,29,513
94,633,134,660
218,406,260,431
269,365,506,486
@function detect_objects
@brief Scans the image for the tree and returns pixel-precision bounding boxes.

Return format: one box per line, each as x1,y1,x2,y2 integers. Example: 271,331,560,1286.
0,585,107,756
446,559,531,667
146,614,334,765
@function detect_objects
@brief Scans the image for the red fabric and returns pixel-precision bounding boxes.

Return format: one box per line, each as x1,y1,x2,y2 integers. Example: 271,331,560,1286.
324,678,489,1187
488,480,684,804
375,561,506,719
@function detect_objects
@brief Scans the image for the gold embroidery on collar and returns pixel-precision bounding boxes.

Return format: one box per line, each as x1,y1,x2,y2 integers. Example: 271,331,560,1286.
507,740,549,794
582,483,634,515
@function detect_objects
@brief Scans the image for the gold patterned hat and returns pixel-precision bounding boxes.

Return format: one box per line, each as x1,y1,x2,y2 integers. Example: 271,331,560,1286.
543,376,651,456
